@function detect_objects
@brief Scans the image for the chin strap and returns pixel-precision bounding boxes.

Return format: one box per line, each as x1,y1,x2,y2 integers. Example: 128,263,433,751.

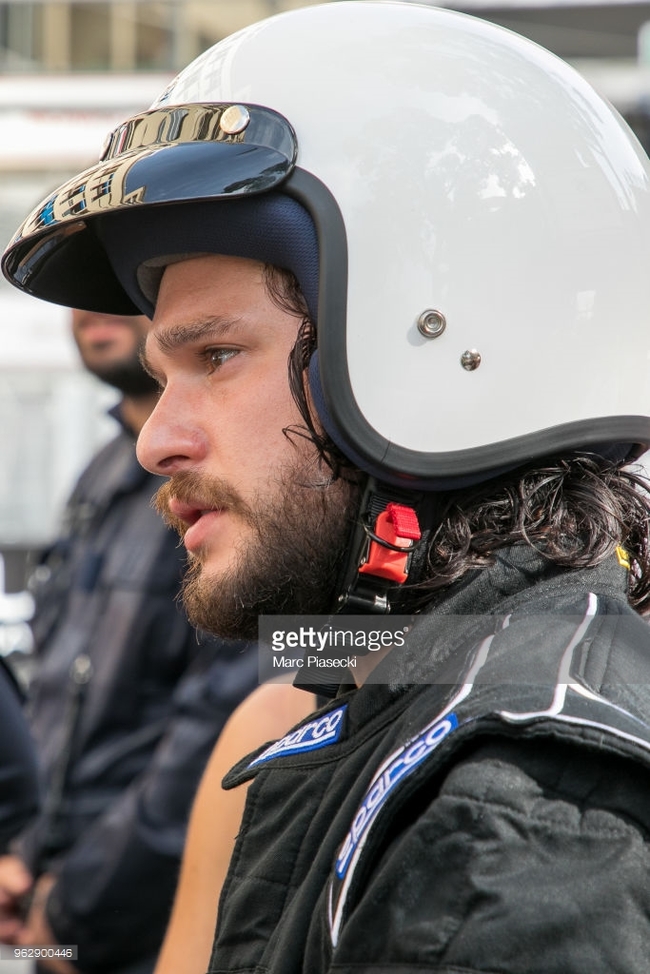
293,479,425,698
336,477,424,614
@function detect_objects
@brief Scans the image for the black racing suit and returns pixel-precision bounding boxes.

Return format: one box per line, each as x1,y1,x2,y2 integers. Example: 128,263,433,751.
209,547,650,974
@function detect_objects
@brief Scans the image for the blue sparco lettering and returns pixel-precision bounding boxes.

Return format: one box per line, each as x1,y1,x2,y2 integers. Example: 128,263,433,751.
335,713,459,878
248,705,347,767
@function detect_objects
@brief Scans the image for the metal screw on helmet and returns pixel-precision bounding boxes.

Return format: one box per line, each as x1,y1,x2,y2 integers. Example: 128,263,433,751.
417,309,446,339
219,105,251,135
460,349,481,371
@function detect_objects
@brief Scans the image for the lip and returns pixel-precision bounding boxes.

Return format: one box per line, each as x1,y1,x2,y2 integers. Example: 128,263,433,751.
184,510,224,553
167,498,225,553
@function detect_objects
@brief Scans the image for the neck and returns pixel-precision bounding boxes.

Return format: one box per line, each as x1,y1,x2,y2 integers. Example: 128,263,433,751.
120,392,158,435
351,644,393,687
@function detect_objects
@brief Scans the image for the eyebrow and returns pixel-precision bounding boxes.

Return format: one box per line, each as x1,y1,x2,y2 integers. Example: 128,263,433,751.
154,316,245,354
140,316,245,380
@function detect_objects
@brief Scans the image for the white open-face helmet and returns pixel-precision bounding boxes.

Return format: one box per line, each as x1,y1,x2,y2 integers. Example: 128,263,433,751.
4,1,650,488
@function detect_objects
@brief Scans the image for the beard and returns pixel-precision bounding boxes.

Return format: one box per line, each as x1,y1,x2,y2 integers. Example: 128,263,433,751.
155,463,359,640
89,348,160,396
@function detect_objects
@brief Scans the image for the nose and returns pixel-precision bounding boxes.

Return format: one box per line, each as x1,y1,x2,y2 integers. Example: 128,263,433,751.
136,390,208,475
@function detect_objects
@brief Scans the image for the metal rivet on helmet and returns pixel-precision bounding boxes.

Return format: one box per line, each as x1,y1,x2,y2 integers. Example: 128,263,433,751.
219,105,251,135
416,310,446,339
460,350,481,371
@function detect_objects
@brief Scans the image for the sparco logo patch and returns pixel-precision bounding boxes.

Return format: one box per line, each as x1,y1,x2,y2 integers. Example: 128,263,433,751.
335,712,459,879
248,705,347,767
328,711,459,947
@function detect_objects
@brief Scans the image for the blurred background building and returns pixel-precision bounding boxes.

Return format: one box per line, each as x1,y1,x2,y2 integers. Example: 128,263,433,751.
439,0,650,146
0,0,649,657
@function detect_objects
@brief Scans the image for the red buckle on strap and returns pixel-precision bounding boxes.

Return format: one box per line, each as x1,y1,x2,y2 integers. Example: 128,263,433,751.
359,503,421,584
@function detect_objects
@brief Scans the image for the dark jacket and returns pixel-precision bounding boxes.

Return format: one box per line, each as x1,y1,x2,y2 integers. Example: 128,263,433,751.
209,548,650,974
17,423,258,974
0,657,39,850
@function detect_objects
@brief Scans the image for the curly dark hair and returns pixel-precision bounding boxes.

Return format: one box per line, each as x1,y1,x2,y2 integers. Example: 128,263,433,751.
418,456,650,610
264,264,353,479
264,264,650,612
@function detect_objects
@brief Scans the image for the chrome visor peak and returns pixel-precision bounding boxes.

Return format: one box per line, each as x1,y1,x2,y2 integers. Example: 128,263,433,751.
2,103,297,304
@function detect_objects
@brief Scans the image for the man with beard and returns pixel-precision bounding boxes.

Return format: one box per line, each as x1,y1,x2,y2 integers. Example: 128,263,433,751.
5,3,650,971
0,310,259,974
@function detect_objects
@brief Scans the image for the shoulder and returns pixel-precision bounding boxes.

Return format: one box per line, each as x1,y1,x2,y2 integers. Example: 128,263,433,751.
437,733,650,830
226,681,319,738
215,682,319,773
67,428,142,506
329,733,650,972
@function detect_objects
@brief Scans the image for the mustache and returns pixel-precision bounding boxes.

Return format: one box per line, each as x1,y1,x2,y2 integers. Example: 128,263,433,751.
154,471,253,537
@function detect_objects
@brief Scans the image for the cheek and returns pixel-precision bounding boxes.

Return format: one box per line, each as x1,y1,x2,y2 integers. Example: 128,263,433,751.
230,364,301,448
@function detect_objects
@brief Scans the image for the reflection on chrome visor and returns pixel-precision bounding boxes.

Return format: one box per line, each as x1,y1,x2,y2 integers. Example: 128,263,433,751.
3,102,297,290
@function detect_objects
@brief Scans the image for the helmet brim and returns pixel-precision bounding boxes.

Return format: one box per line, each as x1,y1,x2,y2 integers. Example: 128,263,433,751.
2,102,297,312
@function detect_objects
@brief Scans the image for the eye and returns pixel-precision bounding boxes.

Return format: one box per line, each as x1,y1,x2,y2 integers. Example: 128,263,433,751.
203,347,240,372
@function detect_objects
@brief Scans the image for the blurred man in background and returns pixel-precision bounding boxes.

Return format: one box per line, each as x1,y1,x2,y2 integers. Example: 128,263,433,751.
0,656,39,874
0,310,258,974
